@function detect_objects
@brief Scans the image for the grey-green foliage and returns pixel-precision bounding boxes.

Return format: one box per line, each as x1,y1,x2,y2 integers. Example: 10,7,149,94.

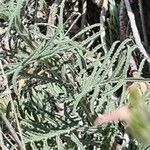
0,0,139,149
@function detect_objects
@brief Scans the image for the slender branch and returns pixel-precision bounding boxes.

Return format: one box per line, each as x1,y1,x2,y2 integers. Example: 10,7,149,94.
124,0,150,62
65,13,81,36
2,132,17,150
100,0,108,54
1,115,23,149
81,0,87,38
0,61,26,150
0,127,8,150
138,0,148,47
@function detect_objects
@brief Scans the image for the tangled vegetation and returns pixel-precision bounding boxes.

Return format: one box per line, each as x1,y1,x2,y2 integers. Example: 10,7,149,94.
0,0,150,149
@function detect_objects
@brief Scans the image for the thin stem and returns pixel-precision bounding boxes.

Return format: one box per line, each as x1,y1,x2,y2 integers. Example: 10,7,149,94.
138,0,148,46
0,61,26,150
124,0,150,62
0,127,9,150
1,115,23,149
